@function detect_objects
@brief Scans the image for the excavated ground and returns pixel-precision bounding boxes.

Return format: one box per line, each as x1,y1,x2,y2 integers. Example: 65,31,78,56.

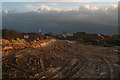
2,40,120,79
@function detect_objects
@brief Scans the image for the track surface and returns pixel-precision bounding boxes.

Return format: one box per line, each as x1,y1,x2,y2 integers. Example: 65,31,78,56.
2,40,120,79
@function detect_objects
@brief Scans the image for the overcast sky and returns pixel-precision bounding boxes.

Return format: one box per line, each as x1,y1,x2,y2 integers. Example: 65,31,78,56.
1,2,118,35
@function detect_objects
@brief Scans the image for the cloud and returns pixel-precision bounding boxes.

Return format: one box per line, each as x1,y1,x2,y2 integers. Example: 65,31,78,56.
2,10,9,14
35,0,93,2
2,4,118,34
37,4,63,12
111,4,117,8
81,5,90,10
2,8,21,14
3,0,119,2
26,4,37,11
26,4,62,12
26,4,118,13
47,3,58,6
80,5,100,11
37,4,51,12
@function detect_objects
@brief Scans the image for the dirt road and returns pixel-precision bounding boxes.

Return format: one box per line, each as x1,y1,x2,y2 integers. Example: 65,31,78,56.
2,40,120,79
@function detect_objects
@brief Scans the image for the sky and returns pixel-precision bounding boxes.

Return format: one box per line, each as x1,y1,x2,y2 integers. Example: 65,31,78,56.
2,2,118,12
1,2,119,35
2,0,119,2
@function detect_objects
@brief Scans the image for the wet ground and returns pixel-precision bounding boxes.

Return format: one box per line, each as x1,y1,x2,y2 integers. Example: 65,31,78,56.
2,40,120,79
